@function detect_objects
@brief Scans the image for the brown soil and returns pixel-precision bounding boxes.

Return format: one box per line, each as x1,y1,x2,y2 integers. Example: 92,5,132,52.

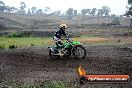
0,45,132,88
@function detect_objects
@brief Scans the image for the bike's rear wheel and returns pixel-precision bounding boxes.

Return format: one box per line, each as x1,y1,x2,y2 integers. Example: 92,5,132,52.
49,49,60,59
49,49,54,57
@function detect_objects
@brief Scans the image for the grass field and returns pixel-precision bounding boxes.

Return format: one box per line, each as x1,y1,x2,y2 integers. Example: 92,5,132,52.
0,34,132,49
0,37,53,49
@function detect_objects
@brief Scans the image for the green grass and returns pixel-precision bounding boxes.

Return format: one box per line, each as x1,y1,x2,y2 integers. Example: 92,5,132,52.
0,35,131,49
0,37,53,49
0,43,5,49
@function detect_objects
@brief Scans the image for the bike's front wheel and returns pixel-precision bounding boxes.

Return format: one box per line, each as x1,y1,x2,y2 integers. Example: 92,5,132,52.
73,45,86,59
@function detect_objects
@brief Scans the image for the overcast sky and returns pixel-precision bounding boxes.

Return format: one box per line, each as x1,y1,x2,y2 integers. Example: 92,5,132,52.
3,0,128,15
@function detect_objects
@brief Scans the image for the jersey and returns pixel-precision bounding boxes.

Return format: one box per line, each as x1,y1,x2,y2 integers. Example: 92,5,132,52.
54,28,67,39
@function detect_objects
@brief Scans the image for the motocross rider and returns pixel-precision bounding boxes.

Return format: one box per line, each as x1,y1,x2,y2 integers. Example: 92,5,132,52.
53,24,68,51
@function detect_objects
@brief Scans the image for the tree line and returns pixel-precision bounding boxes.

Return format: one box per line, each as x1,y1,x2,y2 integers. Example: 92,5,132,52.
66,6,111,16
0,1,112,16
125,0,132,27
125,0,132,17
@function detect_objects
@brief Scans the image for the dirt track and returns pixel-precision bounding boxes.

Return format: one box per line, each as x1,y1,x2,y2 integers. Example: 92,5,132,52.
0,45,132,88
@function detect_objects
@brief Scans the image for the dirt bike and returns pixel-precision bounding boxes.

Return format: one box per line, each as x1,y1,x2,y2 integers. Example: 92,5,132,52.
48,38,86,59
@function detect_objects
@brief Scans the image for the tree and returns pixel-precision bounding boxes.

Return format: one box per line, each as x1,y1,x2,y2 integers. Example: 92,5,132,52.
128,0,132,4
18,2,26,14
126,0,132,27
81,9,90,15
125,6,132,17
66,8,74,16
44,7,51,14
90,8,97,16
87,9,91,15
20,2,26,10
56,10,61,15
126,0,132,16
0,1,4,6
27,9,31,14
97,9,104,16
31,7,37,14
0,1,5,12
50,10,61,16
102,6,111,16
73,10,77,15
6,7,17,13
36,9,43,14
81,9,86,15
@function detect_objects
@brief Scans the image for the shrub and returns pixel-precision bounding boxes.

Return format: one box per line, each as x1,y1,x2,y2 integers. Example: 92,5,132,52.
0,44,5,49
31,43,35,46
7,32,17,38
9,45,17,49
6,32,31,38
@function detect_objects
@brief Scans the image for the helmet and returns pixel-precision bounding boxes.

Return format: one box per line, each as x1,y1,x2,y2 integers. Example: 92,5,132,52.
60,24,67,29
